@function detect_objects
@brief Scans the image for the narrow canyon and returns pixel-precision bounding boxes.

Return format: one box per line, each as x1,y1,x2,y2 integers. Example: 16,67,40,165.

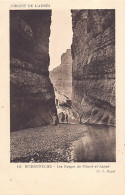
10,10,116,162
10,10,115,128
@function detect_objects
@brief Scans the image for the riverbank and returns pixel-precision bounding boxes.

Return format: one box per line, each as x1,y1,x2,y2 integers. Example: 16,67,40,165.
10,124,87,162
10,123,115,162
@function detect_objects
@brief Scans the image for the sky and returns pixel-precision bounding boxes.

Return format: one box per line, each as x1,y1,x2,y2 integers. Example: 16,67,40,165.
49,10,73,71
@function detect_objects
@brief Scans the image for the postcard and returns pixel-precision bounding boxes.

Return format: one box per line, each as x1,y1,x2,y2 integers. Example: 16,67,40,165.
0,0,125,194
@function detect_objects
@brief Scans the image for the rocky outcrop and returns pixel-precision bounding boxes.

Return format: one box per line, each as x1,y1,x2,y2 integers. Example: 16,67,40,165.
71,10,115,125
53,88,77,124
50,49,72,99
10,10,56,131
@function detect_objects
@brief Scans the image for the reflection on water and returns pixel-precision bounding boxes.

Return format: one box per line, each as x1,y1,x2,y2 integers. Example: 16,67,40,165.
72,124,116,162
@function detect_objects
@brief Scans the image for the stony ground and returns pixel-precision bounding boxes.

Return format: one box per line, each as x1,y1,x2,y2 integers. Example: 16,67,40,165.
10,124,87,162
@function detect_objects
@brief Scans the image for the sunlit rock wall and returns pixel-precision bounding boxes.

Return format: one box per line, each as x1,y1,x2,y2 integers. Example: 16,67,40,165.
50,49,72,99
71,10,115,125
10,10,56,131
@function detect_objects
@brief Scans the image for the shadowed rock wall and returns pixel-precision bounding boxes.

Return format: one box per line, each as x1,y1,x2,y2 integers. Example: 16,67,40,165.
10,10,56,131
71,10,115,125
50,49,72,99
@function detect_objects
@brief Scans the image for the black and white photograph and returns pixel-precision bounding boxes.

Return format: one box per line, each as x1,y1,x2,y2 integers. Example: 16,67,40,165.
10,9,115,163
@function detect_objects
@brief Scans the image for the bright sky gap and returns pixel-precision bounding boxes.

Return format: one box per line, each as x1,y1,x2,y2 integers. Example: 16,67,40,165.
49,10,73,71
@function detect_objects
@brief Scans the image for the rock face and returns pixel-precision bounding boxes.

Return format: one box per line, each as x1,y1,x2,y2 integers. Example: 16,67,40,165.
54,88,77,124
71,10,115,125
50,49,72,99
10,10,56,131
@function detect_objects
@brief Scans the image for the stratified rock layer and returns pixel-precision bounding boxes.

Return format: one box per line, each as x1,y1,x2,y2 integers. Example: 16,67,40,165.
71,10,115,125
50,49,72,99
10,10,56,131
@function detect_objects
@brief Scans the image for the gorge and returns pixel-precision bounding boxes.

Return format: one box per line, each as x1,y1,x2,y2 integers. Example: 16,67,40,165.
10,9,116,163
10,9,115,131
50,49,72,99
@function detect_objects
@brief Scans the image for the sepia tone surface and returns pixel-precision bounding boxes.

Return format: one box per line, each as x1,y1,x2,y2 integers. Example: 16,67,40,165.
71,10,115,125
10,9,115,163
0,0,125,195
50,49,72,99
10,10,56,131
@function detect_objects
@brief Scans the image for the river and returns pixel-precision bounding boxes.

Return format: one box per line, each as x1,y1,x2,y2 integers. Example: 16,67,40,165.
71,124,116,162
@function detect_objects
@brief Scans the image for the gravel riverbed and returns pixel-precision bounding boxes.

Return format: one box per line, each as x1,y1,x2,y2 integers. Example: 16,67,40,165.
10,124,87,162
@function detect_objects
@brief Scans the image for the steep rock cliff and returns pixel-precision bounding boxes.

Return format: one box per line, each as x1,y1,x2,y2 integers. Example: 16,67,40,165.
50,49,72,99
71,10,115,125
10,10,56,131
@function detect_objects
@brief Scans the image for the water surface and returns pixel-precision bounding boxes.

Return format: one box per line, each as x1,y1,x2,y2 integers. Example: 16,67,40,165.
72,124,115,162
